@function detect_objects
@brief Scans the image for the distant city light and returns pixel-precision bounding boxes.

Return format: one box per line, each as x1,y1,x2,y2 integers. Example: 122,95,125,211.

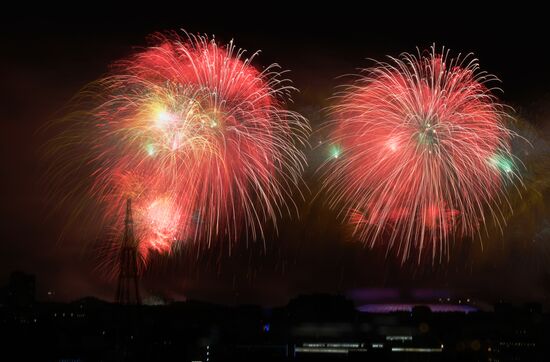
391,347,443,352
386,336,412,341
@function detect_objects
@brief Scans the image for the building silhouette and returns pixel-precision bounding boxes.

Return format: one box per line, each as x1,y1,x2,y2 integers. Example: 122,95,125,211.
0,274,548,361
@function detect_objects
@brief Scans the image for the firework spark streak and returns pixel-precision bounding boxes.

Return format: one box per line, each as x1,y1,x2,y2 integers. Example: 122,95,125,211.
46,32,309,265
320,47,521,263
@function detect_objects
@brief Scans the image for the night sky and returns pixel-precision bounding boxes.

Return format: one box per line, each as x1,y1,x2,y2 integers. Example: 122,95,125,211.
1,6,549,307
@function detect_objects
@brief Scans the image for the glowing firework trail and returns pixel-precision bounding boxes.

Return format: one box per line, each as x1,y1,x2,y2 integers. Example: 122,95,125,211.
320,47,521,263
47,32,309,262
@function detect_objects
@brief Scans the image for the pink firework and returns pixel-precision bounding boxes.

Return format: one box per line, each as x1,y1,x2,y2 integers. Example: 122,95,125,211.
321,47,520,263
48,32,309,264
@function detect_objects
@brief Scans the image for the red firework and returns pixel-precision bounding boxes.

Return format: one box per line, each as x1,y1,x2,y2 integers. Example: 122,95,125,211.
321,47,520,263
48,32,309,266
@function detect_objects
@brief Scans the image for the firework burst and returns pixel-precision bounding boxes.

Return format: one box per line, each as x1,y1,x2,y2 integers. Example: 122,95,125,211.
320,46,521,263
46,31,309,265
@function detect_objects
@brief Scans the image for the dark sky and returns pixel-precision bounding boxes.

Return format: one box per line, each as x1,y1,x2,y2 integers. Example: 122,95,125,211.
1,6,549,307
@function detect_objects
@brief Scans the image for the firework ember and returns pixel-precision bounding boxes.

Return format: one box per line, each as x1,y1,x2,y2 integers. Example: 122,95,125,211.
47,32,309,263
321,47,521,263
